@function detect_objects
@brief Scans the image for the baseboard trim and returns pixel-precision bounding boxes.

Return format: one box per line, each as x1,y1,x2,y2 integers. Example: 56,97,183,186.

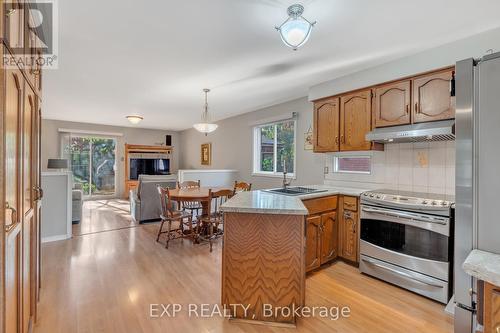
42,234,71,243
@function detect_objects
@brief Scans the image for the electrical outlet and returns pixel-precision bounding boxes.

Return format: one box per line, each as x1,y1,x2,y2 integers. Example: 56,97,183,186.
324,166,329,174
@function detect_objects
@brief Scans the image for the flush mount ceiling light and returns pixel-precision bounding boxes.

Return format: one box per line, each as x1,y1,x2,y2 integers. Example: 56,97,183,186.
126,115,143,124
193,88,218,135
275,4,316,51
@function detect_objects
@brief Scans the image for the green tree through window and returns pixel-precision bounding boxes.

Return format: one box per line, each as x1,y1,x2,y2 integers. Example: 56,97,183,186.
255,120,295,175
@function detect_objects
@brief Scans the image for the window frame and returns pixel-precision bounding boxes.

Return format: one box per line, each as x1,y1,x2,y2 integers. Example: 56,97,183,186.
252,119,297,178
333,155,372,175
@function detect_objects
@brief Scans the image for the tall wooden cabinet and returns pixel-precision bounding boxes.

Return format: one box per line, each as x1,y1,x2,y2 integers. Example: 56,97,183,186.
2,3,44,331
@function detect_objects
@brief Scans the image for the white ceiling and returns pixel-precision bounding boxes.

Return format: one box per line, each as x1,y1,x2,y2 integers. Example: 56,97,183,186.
43,0,500,131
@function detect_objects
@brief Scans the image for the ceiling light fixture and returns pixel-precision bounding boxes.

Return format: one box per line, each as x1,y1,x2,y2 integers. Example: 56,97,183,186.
275,4,316,51
193,88,218,135
126,115,143,124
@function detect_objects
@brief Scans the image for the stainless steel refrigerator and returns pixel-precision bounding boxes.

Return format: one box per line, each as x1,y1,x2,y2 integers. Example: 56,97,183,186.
455,53,500,332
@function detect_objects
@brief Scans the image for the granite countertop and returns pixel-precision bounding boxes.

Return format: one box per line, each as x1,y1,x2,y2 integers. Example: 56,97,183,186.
220,185,370,215
463,249,500,287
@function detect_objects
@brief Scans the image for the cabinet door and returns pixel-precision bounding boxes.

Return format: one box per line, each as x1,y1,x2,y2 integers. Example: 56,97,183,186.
5,63,24,333
22,87,36,332
320,211,338,264
305,215,321,272
412,70,455,123
3,0,25,52
341,210,359,263
484,282,500,333
374,81,411,127
340,90,372,151
5,64,23,230
313,98,339,152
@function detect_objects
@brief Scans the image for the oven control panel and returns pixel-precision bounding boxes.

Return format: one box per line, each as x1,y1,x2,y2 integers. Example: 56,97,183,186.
361,190,453,215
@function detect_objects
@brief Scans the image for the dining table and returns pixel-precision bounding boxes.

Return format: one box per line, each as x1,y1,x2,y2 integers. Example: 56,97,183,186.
167,186,232,216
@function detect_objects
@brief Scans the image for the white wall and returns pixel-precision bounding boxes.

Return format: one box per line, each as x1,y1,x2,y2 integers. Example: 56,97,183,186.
179,97,325,190
310,27,500,101
324,142,455,195
41,119,180,198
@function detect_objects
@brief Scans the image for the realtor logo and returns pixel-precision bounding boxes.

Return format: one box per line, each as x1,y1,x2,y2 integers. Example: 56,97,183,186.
3,0,58,69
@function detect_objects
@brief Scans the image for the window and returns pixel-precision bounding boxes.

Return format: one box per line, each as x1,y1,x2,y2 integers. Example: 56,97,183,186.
253,120,296,176
334,156,371,174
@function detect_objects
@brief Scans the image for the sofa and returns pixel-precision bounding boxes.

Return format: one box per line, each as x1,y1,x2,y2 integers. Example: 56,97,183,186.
129,174,177,223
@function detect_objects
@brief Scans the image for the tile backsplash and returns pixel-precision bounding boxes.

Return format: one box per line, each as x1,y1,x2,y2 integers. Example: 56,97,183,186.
324,141,455,195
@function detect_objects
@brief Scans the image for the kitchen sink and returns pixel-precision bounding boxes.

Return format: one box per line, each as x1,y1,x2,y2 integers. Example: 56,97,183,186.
265,187,328,196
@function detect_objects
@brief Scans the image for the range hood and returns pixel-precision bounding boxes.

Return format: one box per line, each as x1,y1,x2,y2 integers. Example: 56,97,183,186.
365,120,455,143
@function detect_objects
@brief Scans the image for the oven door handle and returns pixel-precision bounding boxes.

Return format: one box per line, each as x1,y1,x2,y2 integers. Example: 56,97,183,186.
361,206,448,225
362,258,444,289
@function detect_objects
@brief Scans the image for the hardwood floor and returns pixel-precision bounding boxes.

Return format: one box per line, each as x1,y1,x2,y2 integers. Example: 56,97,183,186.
72,199,138,236
35,223,453,333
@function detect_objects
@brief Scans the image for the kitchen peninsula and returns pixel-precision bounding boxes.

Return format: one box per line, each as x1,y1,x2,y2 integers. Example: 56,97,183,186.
220,185,368,327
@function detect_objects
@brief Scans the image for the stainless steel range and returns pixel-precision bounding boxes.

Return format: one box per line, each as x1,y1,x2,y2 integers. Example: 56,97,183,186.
359,189,454,304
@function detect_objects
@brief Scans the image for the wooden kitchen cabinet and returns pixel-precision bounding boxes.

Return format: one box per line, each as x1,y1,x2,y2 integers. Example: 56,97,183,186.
412,70,455,123
320,211,338,264
305,215,322,272
304,196,338,272
313,97,340,152
482,282,500,333
339,196,359,263
374,81,411,127
340,89,373,151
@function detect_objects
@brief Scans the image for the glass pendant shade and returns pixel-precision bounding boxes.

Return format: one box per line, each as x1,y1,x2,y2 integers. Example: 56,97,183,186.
193,88,218,134
193,122,218,133
276,4,316,50
126,115,143,124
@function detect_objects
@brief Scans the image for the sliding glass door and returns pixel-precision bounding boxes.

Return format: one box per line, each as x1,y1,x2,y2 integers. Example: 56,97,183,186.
67,135,116,197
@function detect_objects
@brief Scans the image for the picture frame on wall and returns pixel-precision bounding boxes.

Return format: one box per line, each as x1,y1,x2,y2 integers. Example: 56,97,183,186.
201,143,212,165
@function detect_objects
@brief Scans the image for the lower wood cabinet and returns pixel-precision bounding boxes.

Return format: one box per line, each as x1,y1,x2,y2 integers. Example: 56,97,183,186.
305,211,338,272
320,211,338,264
482,281,500,333
339,210,359,263
305,195,360,273
305,215,322,272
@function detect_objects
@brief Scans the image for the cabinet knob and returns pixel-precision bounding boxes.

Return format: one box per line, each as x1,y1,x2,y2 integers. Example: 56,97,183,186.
335,136,339,144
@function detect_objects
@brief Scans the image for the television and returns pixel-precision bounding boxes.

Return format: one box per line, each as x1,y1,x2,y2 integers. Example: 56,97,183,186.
129,158,170,180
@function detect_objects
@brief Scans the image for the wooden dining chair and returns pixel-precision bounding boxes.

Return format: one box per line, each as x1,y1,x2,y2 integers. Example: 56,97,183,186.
197,189,233,252
157,185,194,249
177,180,203,217
233,181,252,195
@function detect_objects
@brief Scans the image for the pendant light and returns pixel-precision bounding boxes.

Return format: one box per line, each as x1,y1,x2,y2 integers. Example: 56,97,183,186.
193,88,218,135
275,4,316,51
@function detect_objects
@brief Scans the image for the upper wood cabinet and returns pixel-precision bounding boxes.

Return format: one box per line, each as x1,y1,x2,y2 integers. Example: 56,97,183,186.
412,70,455,123
313,97,339,152
482,282,500,333
374,81,411,127
340,89,372,151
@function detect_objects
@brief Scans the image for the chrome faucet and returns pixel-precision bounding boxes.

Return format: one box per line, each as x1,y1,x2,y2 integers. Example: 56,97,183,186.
282,161,292,189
